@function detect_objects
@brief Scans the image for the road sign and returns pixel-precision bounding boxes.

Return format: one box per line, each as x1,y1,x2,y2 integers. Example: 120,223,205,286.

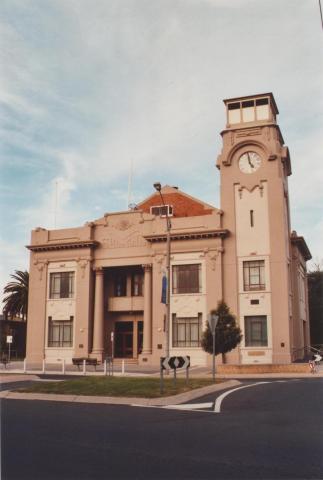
208,313,219,334
161,356,190,370
6,336,13,344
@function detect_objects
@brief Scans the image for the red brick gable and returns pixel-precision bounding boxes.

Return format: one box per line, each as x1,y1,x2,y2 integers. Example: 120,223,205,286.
139,192,214,217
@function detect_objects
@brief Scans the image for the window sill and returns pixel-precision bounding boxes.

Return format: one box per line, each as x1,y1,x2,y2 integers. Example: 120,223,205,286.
47,298,75,301
171,292,204,297
46,347,74,350
242,345,270,349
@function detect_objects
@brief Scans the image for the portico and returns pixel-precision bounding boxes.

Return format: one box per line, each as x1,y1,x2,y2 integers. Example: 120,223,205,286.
90,263,153,362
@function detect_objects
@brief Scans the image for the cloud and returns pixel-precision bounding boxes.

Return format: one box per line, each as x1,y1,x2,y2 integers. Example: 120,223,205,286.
0,0,323,309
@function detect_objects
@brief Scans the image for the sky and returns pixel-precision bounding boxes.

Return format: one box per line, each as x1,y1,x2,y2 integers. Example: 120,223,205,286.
0,0,322,306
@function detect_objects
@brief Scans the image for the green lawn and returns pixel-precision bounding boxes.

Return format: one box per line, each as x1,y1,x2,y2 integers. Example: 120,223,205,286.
18,376,219,398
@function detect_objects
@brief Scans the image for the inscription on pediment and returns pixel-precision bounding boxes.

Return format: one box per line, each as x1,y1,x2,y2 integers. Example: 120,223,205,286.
102,228,146,248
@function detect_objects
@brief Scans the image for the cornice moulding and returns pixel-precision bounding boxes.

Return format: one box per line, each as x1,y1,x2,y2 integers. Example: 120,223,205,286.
144,229,229,243
26,240,99,252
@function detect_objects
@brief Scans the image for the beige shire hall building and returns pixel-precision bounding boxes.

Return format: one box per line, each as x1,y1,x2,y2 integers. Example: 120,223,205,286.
26,93,311,367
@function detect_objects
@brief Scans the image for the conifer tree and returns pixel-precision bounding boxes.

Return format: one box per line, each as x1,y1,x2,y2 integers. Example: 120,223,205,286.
201,300,242,356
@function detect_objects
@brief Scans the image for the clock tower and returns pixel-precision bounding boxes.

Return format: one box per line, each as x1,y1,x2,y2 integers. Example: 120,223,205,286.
217,93,295,364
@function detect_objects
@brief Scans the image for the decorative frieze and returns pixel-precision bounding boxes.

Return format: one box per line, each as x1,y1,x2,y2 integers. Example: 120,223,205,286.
236,127,261,138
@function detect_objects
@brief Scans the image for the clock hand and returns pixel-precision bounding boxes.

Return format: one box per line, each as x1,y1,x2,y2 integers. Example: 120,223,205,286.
247,153,254,168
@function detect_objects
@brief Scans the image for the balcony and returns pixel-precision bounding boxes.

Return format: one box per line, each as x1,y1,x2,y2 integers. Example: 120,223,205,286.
108,296,144,312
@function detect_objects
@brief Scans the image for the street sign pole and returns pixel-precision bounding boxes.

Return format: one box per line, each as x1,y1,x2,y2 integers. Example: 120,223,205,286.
212,331,216,382
160,356,190,393
160,363,164,394
208,314,219,383
6,335,13,363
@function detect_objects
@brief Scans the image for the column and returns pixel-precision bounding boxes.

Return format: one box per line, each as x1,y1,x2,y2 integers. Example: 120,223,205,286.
91,267,105,360
142,264,152,355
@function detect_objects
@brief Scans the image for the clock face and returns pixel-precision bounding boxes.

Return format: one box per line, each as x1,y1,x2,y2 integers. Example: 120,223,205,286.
238,151,262,174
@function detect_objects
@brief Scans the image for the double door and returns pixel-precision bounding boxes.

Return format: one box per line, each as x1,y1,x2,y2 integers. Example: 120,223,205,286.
114,321,143,358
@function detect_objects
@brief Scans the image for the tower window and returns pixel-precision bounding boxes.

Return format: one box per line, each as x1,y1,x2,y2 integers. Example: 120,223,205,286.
228,102,240,110
242,100,254,108
227,96,271,124
256,98,269,106
244,316,268,347
243,260,265,291
250,210,254,227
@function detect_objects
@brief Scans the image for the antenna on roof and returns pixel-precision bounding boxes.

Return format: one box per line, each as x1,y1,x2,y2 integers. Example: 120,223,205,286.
54,180,59,228
127,158,134,209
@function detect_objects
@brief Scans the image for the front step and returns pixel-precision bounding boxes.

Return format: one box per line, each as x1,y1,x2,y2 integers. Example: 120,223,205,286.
111,358,138,365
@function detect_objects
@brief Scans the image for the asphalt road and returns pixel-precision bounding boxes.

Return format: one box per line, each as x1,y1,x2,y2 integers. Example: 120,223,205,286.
1,378,323,480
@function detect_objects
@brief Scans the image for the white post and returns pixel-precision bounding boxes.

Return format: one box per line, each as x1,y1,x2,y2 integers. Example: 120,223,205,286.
23,358,27,373
104,359,107,376
83,359,86,375
122,359,125,375
62,359,65,375
42,359,45,374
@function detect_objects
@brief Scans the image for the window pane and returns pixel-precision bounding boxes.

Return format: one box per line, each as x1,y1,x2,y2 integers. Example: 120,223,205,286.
243,261,265,291
48,318,73,347
132,273,143,296
115,273,127,296
172,264,201,294
172,314,201,347
50,272,75,299
69,273,74,297
60,273,69,297
244,316,267,347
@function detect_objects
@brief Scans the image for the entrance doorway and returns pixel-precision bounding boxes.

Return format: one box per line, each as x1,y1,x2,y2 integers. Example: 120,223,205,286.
115,322,133,358
138,321,143,355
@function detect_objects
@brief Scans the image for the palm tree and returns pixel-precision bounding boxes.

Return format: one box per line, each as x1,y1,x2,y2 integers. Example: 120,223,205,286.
3,270,29,321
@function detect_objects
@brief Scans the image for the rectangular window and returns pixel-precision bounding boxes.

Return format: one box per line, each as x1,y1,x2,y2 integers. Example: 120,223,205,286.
243,260,265,291
172,313,202,347
256,98,269,106
49,272,74,299
131,273,143,296
256,98,270,120
228,102,240,110
250,210,254,227
242,100,255,122
172,264,202,294
150,205,173,217
48,316,73,347
245,316,267,347
114,273,127,297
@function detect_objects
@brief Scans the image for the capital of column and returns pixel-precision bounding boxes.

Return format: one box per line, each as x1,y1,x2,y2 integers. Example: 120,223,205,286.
142,263,152,272
93,267,104,275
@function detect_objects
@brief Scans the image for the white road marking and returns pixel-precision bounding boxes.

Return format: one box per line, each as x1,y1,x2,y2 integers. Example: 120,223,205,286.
132,380,296,414
214,381,271,413
164,402,213,410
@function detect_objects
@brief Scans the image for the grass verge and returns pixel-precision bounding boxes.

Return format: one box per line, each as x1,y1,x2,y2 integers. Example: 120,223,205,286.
18,376,221,398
